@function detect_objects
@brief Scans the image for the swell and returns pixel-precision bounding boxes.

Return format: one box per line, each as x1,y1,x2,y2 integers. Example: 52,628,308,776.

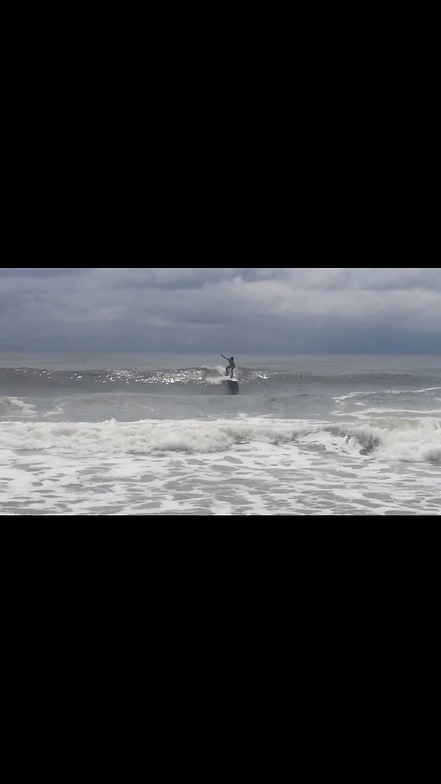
0,366,438,395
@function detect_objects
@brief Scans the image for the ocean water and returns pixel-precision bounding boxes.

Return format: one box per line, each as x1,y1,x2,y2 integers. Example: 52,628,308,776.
0,351,440,515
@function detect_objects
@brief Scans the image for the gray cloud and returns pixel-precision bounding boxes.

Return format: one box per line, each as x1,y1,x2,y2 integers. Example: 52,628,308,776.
0,267,440,353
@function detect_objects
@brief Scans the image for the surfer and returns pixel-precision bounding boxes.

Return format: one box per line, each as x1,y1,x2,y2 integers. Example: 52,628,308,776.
221,354,235,378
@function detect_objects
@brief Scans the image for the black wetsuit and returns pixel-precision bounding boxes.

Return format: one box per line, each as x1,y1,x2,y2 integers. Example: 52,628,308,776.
221,355,235,378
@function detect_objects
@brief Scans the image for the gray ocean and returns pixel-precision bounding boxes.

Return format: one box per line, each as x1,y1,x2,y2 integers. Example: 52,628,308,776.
1,351,440,515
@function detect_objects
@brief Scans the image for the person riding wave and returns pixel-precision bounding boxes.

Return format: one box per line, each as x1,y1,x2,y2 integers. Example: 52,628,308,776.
221,354,235,378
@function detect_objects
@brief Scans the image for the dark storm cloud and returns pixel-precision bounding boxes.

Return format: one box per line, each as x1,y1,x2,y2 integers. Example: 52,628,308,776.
0,267,439,353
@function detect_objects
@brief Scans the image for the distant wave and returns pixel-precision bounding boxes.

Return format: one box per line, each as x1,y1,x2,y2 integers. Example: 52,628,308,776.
0,365,437,395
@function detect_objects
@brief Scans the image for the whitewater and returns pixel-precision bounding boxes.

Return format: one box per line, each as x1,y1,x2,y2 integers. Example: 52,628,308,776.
0,352,440,515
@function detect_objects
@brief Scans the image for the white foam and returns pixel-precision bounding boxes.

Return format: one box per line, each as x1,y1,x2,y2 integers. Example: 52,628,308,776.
324,418,441,464
205,365,239,385
0,396,36,418
0,418,308,455
205,375,225,386
334,387,441,404
1,416,440,515
349,407,441,417
0,416,439,463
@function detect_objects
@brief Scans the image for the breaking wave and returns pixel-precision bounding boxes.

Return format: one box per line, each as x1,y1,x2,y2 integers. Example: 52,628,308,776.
1,416,440,464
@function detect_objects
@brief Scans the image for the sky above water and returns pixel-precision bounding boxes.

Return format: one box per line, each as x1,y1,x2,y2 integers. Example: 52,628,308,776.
0,266,440,353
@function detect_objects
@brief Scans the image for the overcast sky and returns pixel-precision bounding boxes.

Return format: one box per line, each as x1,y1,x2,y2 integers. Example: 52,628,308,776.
0,267,440,353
